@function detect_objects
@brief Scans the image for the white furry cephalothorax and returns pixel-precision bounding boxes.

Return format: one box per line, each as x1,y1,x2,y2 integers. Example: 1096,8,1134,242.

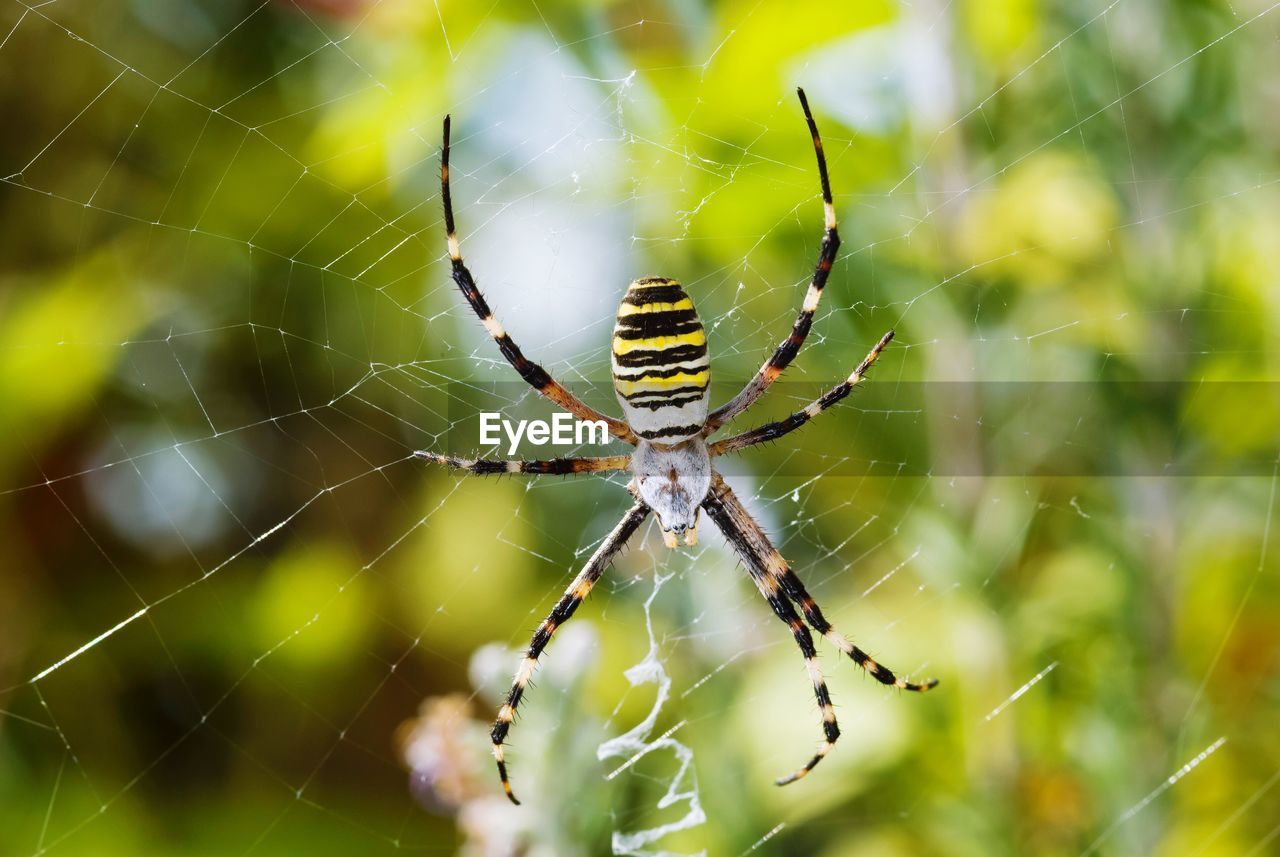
630,437,711,546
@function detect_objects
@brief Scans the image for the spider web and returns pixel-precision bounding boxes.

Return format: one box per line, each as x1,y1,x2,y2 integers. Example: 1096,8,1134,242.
2,0,1279,854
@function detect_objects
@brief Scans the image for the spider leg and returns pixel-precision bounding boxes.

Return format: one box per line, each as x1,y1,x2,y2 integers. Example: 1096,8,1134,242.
710,474,937,691
777,563,938,693
709,330,894,456
701,478,841,786
702,474,937,784
440,116,637,445
489,500,650,805
415,450,631,475
704,88,839,434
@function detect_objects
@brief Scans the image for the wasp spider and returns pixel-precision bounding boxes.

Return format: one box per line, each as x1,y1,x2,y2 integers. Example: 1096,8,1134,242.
418,89,938,805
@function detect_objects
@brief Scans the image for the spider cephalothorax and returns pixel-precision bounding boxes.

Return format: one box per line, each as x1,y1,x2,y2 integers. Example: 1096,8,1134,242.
418,89,938,805
630,433,710,546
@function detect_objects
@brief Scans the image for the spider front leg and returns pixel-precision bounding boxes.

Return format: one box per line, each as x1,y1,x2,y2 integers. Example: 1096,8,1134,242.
705,88,840,434
489,500,650,804
415,450,631,475
440,116,637,445
709,330,894,456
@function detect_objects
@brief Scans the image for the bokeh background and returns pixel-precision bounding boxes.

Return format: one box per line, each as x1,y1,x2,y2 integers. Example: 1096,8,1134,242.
2,0,1279,854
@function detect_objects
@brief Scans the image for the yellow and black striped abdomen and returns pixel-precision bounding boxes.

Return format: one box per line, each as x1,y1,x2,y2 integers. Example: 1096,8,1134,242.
611,278,710,442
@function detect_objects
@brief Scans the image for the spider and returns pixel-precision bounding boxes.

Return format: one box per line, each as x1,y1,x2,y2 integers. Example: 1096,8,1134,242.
418,89,938,805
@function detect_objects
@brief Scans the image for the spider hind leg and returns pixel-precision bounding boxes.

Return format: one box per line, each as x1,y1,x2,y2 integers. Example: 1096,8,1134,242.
488,501,650,804
706,480,938,693
701,478,844,785
780,573,939,693
702,473,938,787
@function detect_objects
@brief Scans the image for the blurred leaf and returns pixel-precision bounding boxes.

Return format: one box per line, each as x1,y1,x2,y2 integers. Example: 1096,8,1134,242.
249,541,372,669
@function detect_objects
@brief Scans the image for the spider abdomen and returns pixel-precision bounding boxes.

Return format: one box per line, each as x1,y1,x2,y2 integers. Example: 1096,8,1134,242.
611,278,710,442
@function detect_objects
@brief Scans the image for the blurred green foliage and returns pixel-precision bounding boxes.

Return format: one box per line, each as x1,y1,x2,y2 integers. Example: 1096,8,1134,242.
1,0,1278,855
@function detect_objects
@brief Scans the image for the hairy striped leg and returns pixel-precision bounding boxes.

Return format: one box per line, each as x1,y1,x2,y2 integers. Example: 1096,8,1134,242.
709,330,894,456
705,88,840,433
701,483,841,786
780,569,938,692
441,116,637,444
490,501,650,804
415,450,631,475
709,474,937,693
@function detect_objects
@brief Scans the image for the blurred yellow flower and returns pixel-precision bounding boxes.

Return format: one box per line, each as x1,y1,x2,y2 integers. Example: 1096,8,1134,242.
957,151,1119,286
